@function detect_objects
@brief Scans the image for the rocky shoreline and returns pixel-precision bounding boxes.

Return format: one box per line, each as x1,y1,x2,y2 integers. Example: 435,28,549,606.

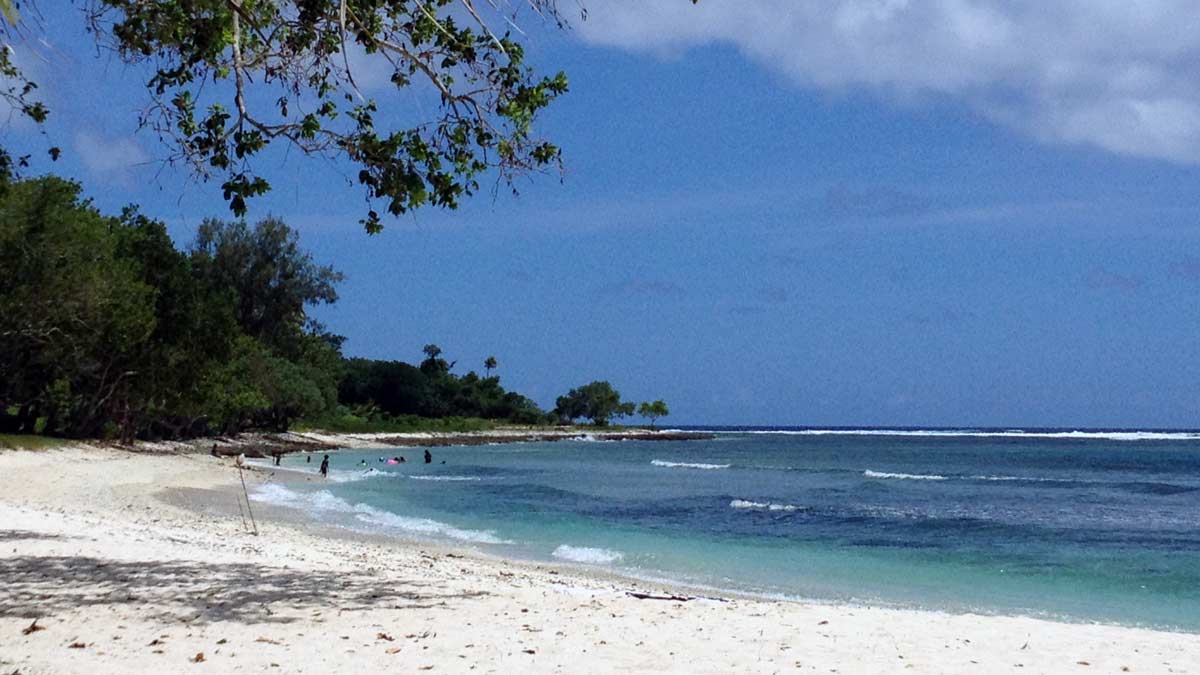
77,428,715,458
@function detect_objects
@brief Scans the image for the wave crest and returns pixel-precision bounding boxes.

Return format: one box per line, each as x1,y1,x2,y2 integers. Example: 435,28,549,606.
864,470,947,481
651,459,730,470
729,499,801,512
250,483,510,544
552,545,624,564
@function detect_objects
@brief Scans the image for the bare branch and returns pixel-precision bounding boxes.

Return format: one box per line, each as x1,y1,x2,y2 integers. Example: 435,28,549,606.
461,0,508,55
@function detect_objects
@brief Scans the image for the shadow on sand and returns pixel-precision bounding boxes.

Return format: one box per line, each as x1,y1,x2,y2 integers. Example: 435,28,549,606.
0,530,72,543
0,535,488,624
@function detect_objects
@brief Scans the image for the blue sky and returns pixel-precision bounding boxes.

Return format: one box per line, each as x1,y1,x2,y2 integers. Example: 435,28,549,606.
6,2,1200,427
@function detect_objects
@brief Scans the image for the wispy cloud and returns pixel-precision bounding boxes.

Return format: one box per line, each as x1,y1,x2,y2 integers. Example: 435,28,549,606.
74,131,148,179
579,2,1200,164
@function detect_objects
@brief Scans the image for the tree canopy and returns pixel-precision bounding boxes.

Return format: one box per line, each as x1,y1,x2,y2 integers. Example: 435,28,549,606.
637,400,669,428
0,175,556,439
0,177,331,437
1,0,570,230
339,350,543,424
554,380,634,426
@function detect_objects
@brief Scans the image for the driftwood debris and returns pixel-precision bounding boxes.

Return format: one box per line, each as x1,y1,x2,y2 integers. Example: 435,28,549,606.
626,591,693,602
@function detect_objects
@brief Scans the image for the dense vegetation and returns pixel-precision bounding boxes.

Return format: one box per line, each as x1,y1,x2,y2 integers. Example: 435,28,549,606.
0,175,667,440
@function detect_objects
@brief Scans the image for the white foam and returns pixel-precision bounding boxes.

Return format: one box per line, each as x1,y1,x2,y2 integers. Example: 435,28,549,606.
408,475,482,482
572,434,616,443
330,468,391,483
250,484,510,544
970,474,1068,483
651,459,731,470
353,508,511,544
863,470,947,481
718,429,1200,442
552,545,624,564
251,483,358,512
729,499,801,512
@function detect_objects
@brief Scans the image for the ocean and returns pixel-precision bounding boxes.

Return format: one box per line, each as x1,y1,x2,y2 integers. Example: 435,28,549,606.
252,428,1200,631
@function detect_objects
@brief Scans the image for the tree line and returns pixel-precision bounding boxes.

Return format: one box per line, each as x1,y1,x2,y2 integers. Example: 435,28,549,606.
0,175,668,440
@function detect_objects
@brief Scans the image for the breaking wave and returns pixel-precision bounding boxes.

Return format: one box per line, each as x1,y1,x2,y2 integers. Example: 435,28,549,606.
729,499,802,512
863,470,948,481
651,459,731,470
250,483,510,544
552,545,624,564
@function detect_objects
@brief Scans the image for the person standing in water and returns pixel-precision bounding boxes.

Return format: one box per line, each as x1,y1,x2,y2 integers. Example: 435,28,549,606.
319,454,330,478
424,449,432,464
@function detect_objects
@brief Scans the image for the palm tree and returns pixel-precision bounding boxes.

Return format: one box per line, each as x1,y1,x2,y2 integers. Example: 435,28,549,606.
484,356,498,377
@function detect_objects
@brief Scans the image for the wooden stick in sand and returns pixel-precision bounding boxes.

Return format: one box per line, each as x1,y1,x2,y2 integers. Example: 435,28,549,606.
237,464,259,536
235,491,249,532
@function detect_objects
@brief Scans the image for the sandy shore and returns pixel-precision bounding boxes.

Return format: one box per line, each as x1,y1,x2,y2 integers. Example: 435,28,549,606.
1,445,1197,674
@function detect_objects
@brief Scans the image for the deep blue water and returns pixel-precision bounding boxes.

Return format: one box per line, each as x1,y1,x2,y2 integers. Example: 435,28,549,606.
255,428,1200,631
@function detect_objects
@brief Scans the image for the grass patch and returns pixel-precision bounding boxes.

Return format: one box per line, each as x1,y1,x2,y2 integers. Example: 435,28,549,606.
0,433,72,451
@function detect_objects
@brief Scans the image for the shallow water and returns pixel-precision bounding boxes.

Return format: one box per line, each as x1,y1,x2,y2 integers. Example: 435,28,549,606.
257,428,1200,631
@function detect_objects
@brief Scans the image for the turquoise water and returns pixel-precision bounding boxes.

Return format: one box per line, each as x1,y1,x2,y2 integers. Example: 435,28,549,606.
254,429,1200,631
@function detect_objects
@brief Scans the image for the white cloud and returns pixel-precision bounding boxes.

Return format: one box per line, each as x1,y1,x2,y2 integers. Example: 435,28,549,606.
74,131,148,175
576,1,1200,163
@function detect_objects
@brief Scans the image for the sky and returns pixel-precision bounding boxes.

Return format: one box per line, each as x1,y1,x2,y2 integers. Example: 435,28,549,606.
5,1,1200,428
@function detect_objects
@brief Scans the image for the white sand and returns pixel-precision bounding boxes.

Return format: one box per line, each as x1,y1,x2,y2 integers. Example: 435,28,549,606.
1,446,1197,674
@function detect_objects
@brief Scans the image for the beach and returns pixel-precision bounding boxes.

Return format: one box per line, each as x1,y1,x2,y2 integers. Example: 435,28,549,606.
2,442,1198,674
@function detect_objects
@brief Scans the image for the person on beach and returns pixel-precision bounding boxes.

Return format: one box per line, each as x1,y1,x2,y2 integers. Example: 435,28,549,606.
210,444,219,458
424,449,432,464
319,455,330,478
307,455,312,463
273,452,282,466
